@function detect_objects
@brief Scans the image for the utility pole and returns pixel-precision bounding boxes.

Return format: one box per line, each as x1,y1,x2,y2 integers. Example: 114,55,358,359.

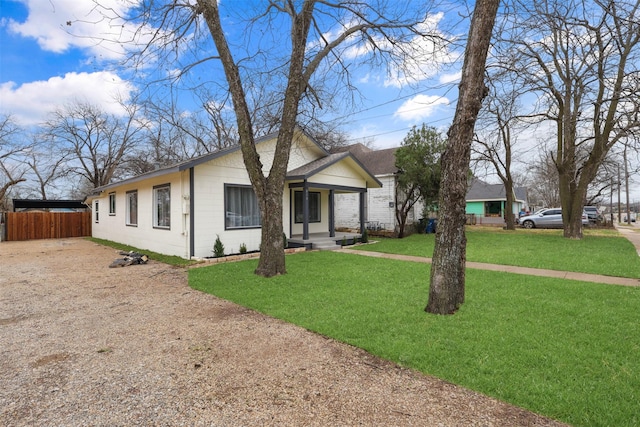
610,177,614,224
618,164,622,223
625,146,631,225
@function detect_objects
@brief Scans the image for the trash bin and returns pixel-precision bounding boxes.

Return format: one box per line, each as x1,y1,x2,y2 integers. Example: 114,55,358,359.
426,218,437,234
418,218,427,233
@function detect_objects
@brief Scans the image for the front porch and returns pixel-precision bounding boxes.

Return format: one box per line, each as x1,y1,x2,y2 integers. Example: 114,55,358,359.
288,231,361,251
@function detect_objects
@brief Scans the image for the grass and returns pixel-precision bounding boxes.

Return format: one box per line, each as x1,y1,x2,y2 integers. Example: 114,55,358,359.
190,251,640,427
357,227,640,278
87,237,199,267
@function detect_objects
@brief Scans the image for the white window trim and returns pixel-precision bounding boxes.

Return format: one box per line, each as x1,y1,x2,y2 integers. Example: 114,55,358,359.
126,190,138,227
153,184,171,229
109,192,116,216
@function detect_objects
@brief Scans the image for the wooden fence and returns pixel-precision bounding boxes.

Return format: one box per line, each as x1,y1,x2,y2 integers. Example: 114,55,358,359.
4,211,92,241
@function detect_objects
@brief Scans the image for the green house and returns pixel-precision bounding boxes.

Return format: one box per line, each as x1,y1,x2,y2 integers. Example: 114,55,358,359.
466,179,528,226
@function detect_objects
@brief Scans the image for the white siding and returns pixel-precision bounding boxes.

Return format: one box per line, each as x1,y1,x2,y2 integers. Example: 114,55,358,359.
191,151,264,258
91,171,191,258
89,132,373,258
309,161,368,188
334,174,424,232
191,140,307,258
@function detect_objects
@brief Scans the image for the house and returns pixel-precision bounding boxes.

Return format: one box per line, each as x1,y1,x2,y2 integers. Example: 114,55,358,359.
465,179,528,225
85,129,381,259
332,143,423,233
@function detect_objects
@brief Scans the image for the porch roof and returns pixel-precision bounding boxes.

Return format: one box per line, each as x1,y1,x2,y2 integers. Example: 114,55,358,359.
286,152,382,189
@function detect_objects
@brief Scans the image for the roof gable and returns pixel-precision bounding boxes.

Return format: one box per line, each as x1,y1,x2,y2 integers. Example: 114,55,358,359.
286,152,382,188
91,128,329,194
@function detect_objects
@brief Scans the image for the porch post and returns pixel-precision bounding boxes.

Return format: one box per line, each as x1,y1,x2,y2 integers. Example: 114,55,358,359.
189,167,195,258
359,191,365,234
329,189,335,237
303,181,309,240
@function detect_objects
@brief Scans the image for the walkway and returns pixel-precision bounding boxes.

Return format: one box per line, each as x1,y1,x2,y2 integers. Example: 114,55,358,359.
338,225,640,288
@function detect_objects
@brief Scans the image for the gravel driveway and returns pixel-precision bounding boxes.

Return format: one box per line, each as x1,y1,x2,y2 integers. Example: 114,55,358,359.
0,238,567,426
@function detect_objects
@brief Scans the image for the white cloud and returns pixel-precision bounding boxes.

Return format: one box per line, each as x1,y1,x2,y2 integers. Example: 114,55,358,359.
393,94,450,122
7,0,149,60
439,71,461,84
0,71,136,125
384,13,457,88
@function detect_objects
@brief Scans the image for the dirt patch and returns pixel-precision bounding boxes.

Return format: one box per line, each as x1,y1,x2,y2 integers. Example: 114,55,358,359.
0,238,568,426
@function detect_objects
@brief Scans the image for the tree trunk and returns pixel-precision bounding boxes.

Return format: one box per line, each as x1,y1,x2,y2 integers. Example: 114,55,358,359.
504,179,516,230
426,0,499,315
199,0,313,277
255,181,286,276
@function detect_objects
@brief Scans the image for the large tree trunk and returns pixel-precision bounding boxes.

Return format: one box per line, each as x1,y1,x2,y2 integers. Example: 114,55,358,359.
504,179,516,230
200,0,313,277
255,180,286,276
426,0,499,315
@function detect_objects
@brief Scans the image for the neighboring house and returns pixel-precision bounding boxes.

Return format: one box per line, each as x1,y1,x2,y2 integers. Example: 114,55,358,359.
332,144,424,232
465,179,528,225
85,129,381,259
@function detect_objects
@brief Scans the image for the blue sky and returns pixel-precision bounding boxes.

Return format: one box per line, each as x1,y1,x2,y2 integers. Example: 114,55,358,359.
0,0,466,149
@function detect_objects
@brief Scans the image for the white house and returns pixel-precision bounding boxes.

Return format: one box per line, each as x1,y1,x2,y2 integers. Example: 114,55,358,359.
332,144,423,232
85,129,381,259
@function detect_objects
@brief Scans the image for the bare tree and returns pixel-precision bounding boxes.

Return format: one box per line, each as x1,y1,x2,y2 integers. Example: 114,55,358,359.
503,0,640,238
44,101,145,191
472,70,525,230
23,135,71,199
427,0,499,315
526,149,561,209
0,115,29,208
100,1,449,277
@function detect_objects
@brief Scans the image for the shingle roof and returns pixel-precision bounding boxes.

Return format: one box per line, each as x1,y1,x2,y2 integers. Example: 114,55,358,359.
331,144,398,176
91,128,326,194
466,179,528,203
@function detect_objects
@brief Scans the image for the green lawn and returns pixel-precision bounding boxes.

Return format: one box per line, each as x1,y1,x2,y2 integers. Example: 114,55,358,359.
190,248,640,427
357,228,640,278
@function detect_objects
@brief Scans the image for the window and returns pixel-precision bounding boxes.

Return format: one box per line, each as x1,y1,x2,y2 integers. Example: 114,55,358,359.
153,184,171,229
126,190,138,226
94,200,99,223
294,191,320,223
225,185,261,229
109,192,116,215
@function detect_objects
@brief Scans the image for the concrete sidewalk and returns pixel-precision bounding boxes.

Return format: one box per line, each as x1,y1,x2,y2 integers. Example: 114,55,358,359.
338,228,640,288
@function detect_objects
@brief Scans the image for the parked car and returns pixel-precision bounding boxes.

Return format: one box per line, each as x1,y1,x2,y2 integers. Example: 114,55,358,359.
519,208,589,229
583,206,602,224
623,212,637,222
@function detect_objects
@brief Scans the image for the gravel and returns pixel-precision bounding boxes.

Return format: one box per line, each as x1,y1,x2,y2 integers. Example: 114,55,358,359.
0,238,568,426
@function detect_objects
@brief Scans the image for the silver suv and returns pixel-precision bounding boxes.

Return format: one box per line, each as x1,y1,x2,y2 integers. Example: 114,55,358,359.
520,208,589,229
583,206,602,224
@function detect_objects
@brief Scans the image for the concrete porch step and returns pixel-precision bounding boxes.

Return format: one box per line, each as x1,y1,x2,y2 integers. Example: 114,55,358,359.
311,239,341,251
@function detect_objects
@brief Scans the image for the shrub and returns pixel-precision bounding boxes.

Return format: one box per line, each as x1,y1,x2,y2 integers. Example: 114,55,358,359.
213,235,225,258
239,243,247,254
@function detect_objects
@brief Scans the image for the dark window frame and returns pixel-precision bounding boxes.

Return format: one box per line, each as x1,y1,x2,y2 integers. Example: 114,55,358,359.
224,184,262,230
294,191,321,223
